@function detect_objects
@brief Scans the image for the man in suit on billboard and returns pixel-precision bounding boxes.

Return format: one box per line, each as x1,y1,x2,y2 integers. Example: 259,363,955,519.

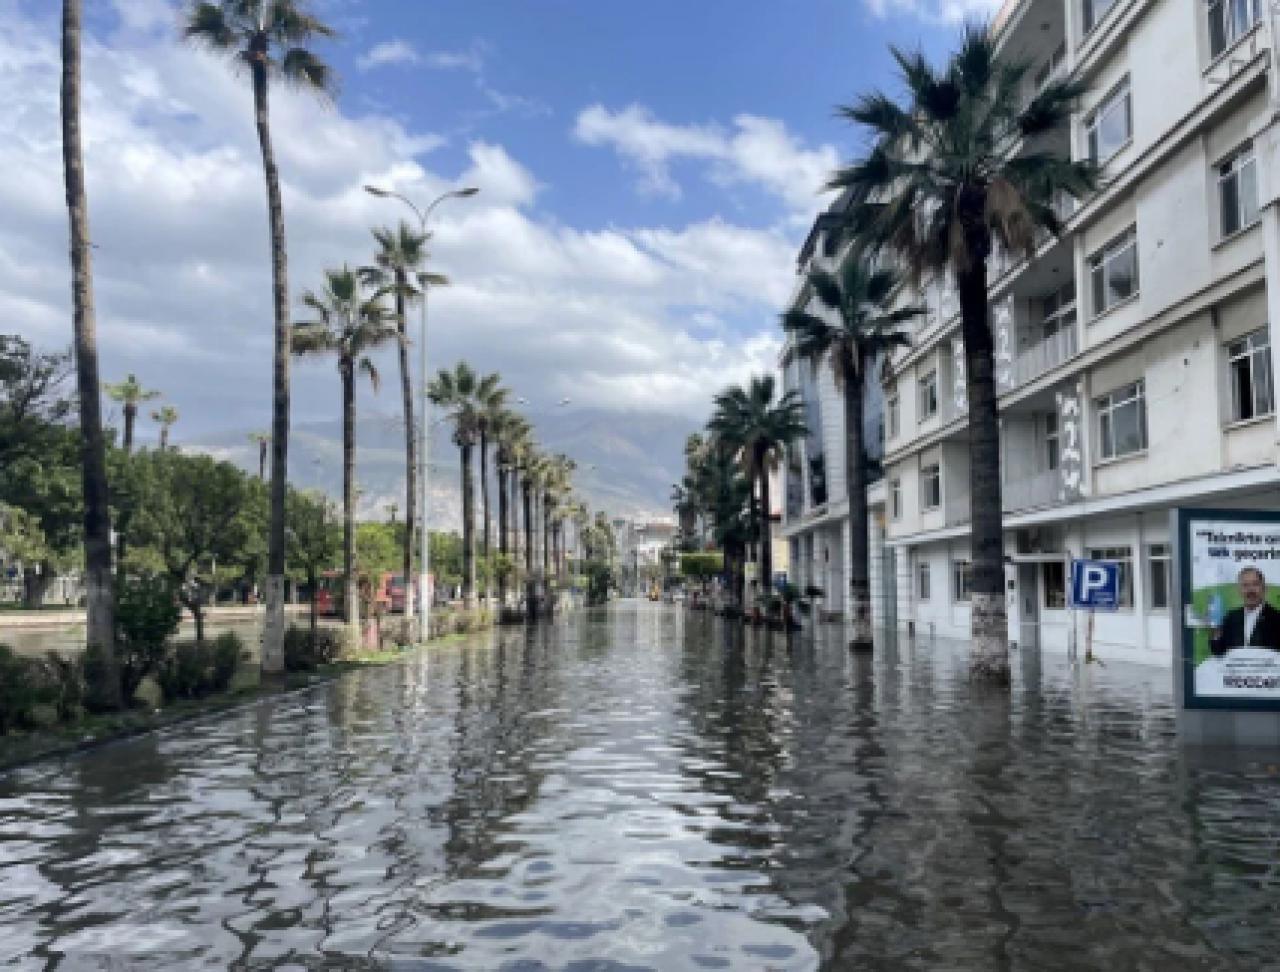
1210,566,1280,655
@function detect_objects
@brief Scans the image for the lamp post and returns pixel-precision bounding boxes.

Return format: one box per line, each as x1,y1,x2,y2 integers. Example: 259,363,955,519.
364,183,479,636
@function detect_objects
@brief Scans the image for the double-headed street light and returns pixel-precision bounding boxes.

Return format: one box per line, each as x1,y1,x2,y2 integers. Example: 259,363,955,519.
364,182,479,633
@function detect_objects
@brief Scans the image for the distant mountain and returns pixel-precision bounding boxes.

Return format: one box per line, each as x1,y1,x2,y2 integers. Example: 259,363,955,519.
186,406,697,527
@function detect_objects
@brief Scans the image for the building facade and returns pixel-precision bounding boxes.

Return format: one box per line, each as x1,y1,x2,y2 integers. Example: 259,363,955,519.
880,0,1280,664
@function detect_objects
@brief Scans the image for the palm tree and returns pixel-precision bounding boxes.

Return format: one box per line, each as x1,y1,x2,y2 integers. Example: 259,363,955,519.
831,27,1096,682
491,410,530,604
782,258,922,650
292,267,398,645
427,362,488,608
62,0,120,708
362,222,447,618
103,374,160,455
249,432,270,480
518,446,543,608
474,376,509,593
709,375,807,609
152,405,180,450
697,440,753,612
184,0,336,673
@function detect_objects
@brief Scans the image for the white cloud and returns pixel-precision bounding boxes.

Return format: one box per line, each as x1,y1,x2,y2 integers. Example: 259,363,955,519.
573,103,837,216
357,39,419,70
864,0,1005,23
0,5,795,441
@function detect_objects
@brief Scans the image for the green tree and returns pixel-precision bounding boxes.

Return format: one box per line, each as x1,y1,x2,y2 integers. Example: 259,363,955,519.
102,374,160,456
490,409,530,603
62,0,120,706
286,488,340,641
362,222,448,615
832,27,1096,682
475,377,509,585
151,405,179,451
184,0,337,673
292,267,398,644
0,335,74,469
709,375,807,604
127,451,252,644
782,258,921,649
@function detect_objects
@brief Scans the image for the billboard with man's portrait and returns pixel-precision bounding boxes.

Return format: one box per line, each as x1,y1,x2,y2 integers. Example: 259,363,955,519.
1179,510,1280,710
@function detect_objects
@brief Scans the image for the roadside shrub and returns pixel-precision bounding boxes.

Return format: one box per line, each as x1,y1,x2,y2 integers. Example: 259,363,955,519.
43,652,85,723
157,632,242,702
379,617,416,650
283,625,345,672
113,578,182,704
210,632,241,692
0,645,42,735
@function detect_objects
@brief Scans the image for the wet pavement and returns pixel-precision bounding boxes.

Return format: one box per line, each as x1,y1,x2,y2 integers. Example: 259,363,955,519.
2,602,1279,970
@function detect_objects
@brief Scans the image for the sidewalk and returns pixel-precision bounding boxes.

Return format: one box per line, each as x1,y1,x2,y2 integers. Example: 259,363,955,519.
0,603,306,630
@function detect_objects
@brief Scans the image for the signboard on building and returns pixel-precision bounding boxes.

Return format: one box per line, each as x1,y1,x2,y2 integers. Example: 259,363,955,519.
1070,559,1120,609
1177,509,1280,711
993,298,1014,392
952,340,967,413
1055,385,1084,503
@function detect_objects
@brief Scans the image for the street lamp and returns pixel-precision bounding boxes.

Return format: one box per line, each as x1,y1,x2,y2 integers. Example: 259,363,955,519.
364,182,480,633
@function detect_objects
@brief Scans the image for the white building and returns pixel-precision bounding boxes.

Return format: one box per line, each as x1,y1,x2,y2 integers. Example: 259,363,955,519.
787,0,1280,665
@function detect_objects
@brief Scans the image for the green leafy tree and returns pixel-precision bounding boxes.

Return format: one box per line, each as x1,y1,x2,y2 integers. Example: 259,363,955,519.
184,0,337,673
0,335,74,469
832,27,1096,682
782,259,922,649
151,405,179,450
293,267,399,642
286,488,340,641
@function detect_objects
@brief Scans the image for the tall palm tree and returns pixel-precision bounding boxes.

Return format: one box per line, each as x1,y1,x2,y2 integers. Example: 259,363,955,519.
362,222,447,618
292,267,398,644
709,375,807,607
152,405,180,450
103,374,160,455
184,0,336,673
518,446,543,607
831,27,1096,682
491,410,530,604
62,0,120,708
427,362,487,608
782,258,922,650
474,375,509,592
249,432,270,480
542,455,574,582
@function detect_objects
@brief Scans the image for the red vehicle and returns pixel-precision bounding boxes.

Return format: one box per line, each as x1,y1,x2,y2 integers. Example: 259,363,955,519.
315,571,414,616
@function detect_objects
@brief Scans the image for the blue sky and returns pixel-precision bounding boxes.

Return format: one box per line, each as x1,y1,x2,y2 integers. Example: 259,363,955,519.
2,0,1001,460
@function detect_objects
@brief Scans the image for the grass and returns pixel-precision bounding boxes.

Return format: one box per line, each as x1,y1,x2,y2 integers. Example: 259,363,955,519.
0,629,484,774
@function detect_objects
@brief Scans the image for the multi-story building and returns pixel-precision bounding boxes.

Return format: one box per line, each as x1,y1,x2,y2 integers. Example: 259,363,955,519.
880,0,1280,663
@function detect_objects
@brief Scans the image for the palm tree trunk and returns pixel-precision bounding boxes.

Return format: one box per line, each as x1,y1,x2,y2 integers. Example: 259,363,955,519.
259,440,267,480
522,477,534,611
62,0,120,710
498,463,509,603
395,268,416,620
251,53,291,675
959,261,1010,685
123,403,136,455
159,426,169,451
461,441,476,607
542,496,551,577
845,354,872,650
757,446,773,605
342,364,359,646
480,431,491,569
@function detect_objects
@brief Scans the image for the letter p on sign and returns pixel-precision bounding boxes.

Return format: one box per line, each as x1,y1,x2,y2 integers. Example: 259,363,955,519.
1071,559,1119,609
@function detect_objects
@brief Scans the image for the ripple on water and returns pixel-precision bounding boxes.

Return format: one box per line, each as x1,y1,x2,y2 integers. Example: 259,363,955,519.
3,609,1280,969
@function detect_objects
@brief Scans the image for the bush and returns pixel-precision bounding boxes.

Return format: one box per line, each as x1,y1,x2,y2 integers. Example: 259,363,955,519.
0,645,42,735
210,632,240,693
157,632,242,703
380,617,417,650
283,625,345,672
111,578,182,705
43,652,84,723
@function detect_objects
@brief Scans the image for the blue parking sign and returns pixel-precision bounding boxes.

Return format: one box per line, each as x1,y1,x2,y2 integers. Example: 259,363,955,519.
1070,559,1120,610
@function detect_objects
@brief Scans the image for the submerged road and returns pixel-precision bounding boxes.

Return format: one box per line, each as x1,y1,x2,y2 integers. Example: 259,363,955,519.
2,601,1279,970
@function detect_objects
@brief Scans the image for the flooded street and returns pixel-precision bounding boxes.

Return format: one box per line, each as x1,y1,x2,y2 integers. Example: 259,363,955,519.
2,601,1280,970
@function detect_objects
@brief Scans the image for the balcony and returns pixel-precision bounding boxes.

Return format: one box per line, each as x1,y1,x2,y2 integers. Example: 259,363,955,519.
1001,467,1062,514
1000,325,1079,393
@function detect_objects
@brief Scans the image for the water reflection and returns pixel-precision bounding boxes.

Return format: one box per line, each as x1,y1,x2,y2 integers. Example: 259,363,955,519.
2,603,1280,969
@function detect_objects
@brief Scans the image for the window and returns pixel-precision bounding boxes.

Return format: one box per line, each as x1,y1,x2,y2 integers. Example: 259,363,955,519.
890,478,902,520
1044,412,1060,471
1147,543,1171,611
1209,0,1262,59
953,560,972,602
1088,546,1134,608
1089,228,1139,317
919,371,938,420
1219,144,1259,238
1039,280,1077,340
1096,380,1147,459
921,464,941,511
1043,561,1067,609
887,396,900,439
918,560,931,600
1083,0,1119,32
1228,328,1274,422
1085,78,1131,165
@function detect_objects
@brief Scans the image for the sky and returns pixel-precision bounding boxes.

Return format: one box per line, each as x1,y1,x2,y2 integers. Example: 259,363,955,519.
1,0,1003,447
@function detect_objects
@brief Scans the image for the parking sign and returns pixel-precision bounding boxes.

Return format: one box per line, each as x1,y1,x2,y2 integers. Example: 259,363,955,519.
1070,559,1120,610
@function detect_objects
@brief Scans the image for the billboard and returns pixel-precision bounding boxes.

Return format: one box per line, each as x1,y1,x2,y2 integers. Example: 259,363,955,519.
1179,509,1280,710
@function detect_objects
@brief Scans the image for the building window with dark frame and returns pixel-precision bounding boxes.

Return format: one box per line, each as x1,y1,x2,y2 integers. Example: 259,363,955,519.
1087,545,1134,608
1219,143,1259,238
920,464,941,511
1083,0,1119,33
1043,560,1067,609
918,560,931,601
1147,543,1171,611
953,560,972,603
887,395,900,439
1208,0,1262,60
1227,328,1274,422
1096,379,1147,460
890,478,902,520
1084,77,1131,165
919,371,938,421
1045,411,1060,471
1089,227,1139,317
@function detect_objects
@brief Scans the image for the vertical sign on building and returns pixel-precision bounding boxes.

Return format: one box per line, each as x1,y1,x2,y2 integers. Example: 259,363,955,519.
1056,383,1084,502
994,298,1015,392
952,340,967,413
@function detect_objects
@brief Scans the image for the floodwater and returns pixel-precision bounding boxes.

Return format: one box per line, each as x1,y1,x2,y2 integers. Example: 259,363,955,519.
2,602,1279,970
